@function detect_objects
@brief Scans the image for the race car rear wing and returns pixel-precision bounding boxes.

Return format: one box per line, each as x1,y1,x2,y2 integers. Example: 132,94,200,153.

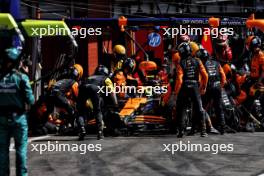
20,19,77,47
0,13,25,45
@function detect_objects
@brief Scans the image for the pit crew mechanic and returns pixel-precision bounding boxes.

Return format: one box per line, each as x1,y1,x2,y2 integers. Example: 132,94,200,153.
174,42,208,138
45,64,83,126
0,47,35,176
111,44,127,72
197,48,227,134
77,65,118,140
247,36,264,88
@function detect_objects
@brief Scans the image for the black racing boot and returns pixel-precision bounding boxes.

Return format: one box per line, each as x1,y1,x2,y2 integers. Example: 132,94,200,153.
97,130,104,140
209,127,219,134
219,128,225,135
200,124,208,137
224,125,237,133
200,131,208,137
187,128,195,136
219,123,226,135
177,129,184,138
78,127,86,141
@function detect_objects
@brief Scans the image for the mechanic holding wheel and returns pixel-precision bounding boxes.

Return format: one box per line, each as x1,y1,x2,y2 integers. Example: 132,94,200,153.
45,64,83,127
174,42,208,138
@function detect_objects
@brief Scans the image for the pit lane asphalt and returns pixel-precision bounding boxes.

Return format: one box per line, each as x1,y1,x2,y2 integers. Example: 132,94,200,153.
10,132,264,176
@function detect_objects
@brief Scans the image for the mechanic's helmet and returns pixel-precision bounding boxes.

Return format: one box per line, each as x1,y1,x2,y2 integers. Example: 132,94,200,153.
94,65,109,76
189,41,200,56
249,36,261,51
178,35,190,44
216,34,228,47
196,48,210,61
177,42,192,59
0,47,22,71
72,64,83,80
113,44,126,60
0,47,21,71
6,47,21,61
123,57,136,73
245,36,255,50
